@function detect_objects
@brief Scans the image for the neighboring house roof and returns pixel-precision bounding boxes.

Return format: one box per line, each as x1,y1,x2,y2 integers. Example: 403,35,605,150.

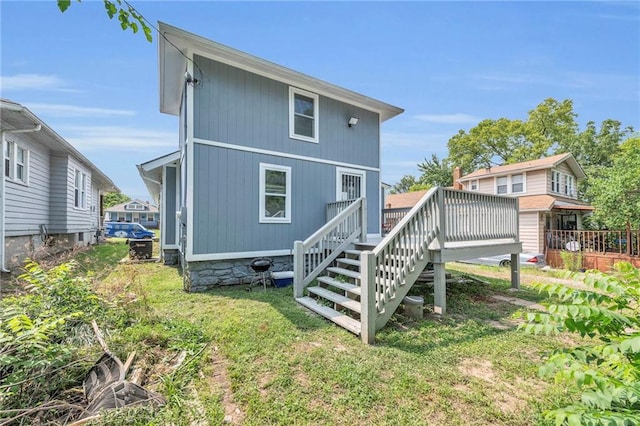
157,22,404,121
105,199,159,214
518,195,594,212
137,151,180,203
385,190,429,208
0,98,119,192
458,153,587,182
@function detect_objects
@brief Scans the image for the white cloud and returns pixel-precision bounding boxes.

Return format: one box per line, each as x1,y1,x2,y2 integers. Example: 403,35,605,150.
26,103,136,118
0,74,78,92
61,125,177,152
413,113,480,124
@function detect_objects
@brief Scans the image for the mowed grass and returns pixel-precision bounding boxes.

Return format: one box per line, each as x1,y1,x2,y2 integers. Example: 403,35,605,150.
83,246,577,426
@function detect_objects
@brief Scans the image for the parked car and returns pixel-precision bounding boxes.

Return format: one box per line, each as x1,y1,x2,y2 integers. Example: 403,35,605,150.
104,222,155,239
460,252,546,268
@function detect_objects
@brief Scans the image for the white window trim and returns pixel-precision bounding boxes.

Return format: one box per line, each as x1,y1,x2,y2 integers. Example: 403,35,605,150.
336,166,366,201
551,170,576,197
4,141,29,185
495,173,526,195
259,163,292,224
289,87,319,143
74,169,88,210
469,179,479,191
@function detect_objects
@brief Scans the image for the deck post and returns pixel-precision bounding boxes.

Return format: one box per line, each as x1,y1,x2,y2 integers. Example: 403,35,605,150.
293,240,305,298
359,198,367,243
360,251,376,344
510,253,520,290
435,188,445,249
433,262,446,315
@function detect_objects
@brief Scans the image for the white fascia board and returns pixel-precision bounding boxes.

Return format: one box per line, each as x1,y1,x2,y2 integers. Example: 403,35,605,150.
139,151,180,172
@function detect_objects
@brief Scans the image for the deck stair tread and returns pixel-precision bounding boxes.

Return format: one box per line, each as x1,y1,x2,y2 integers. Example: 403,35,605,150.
344,249,363,257
307,286,362,313
296,296,361,335
337,258,361,267
327,266,360,280
317,276,361,295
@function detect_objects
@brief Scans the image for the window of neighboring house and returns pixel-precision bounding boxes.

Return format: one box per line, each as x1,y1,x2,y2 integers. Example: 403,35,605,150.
289,87,319,143
511,174,524,193
4,142,28,184
496,176,508,194
260,163,291,223
4,142,12,178
565,175,575,196
469,180,478,191
551,170,561,193
74,169,87,209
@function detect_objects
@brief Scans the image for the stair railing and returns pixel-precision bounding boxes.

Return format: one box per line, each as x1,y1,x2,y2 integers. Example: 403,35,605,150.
294,198,366,298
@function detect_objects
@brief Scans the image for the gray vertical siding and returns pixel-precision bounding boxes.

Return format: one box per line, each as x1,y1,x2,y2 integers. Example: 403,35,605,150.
192,143,378,255
193,55,380,168
4,134,50,236
49,154,68,231
164,166,177,245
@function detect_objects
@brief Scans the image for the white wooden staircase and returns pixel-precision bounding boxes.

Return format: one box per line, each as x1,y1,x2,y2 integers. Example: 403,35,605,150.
293,187,522,344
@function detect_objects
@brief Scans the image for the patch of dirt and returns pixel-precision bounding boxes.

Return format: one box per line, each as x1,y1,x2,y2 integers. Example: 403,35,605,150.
208,346,246,425
490,295,545,311
459,358,496,382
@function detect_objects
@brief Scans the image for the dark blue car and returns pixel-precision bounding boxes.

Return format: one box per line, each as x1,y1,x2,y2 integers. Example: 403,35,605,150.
104,222,154,239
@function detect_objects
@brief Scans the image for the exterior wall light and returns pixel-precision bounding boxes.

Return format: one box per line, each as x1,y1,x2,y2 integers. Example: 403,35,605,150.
348,116,359,127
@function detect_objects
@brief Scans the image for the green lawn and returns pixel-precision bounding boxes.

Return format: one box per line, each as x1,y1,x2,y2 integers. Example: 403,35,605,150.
71,240,577,426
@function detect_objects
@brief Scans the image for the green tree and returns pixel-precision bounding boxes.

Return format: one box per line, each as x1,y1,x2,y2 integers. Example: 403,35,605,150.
103,192,131,209
587,137,640,230
417,154,453,187
57,0,152,42
519,263,640,425
390,175,419,194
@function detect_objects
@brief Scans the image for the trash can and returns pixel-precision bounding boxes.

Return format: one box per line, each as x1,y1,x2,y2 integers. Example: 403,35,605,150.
129,239,152,260
403,295,424,320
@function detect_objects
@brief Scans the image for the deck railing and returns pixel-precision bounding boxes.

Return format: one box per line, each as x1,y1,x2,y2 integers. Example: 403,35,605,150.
294,198,366,297
326,199,357,222
546,229,639,256
361,187,519,342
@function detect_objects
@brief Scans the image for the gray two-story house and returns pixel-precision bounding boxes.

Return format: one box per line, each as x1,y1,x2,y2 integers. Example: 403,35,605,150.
1,99,118,272
138,23,404,290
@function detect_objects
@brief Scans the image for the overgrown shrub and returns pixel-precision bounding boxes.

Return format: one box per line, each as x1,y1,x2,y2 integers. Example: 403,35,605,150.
519,262,640,425
559,249,584,272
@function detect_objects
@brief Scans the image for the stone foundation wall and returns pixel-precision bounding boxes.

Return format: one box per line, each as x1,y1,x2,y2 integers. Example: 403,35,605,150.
4,233,88,271
163,249,180,265
184,255,293,292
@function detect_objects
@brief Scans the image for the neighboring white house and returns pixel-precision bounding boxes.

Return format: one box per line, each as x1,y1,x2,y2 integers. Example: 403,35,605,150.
104,199,160,228
1,98,118,272
455,153,593,253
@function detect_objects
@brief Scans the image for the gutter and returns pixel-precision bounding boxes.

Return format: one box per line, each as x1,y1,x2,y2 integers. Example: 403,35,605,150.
1,104,42,273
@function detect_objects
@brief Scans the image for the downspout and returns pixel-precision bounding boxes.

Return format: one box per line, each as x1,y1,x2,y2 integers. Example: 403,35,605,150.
1,123,42,273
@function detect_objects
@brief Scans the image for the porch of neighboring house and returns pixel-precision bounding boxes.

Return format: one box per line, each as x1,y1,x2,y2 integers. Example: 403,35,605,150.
293,187,522,344
545,228,640,271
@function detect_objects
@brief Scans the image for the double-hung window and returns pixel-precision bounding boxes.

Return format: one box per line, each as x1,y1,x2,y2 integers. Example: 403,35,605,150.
74,169,87,209
259,163,291,223
565,175,574,197
496,177,508,194
551,171,561,193
289,87,319,143
469,180,478,191
511,174,524,193
4,141,28,184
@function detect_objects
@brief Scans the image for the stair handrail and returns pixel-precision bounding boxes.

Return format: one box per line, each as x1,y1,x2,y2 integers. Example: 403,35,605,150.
293,198,366,298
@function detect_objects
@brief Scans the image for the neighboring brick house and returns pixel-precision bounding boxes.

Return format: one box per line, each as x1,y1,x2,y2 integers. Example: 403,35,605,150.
455,153,593,253
104,199,160,228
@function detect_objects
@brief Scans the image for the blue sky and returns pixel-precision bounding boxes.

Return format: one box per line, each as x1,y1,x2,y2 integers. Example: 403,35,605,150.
1,1,638,200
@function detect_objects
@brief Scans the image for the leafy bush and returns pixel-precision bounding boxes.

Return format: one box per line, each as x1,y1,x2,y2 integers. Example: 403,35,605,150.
559,249,584,272
519,262,640,425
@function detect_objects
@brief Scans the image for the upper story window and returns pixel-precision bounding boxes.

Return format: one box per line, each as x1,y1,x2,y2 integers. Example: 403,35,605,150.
564,175,575,197
289,87,319,143
74,169,87,209
511,174,524,193
4,141,28,184
469,180,478,191
126,203,146,211
551,169,576,197
259,163,291,223
551,171,561,193
496,177,508,194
